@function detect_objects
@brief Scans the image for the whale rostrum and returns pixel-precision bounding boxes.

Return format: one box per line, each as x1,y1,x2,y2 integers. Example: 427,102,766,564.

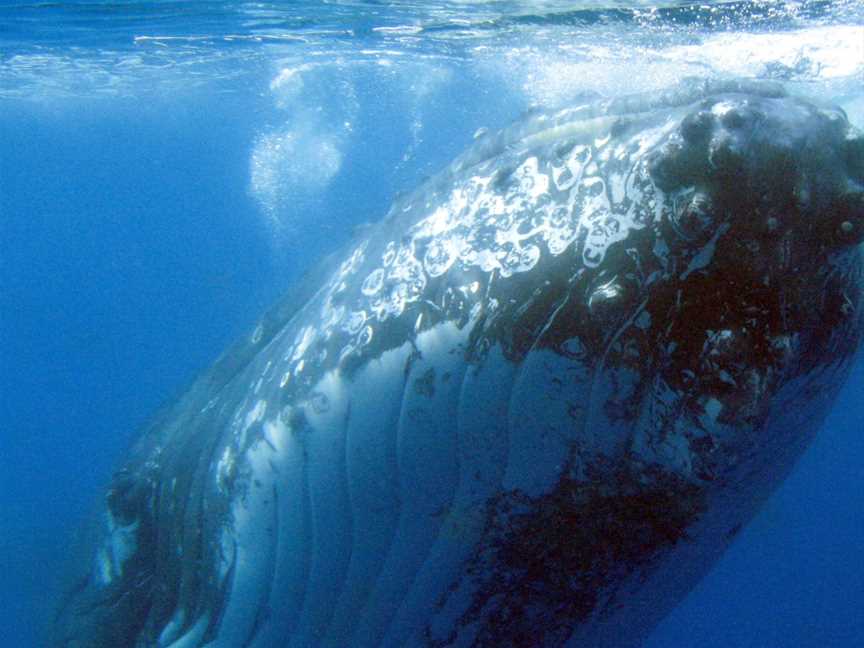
51,79,864,648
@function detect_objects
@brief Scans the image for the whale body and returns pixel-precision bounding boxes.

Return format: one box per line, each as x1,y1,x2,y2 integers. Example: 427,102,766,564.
51,80,864,647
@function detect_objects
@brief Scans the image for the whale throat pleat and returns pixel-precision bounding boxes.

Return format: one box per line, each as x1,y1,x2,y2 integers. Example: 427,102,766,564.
318,344,409,646
287,372,353,647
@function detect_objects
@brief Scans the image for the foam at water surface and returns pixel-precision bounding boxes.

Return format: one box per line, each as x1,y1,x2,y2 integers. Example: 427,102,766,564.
1,0,862,99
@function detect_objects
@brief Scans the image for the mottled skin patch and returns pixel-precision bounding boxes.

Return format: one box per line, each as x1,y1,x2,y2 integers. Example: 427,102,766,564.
441,466,705,648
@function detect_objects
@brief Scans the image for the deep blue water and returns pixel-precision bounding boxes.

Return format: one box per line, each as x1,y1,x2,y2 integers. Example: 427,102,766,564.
1,2,863,647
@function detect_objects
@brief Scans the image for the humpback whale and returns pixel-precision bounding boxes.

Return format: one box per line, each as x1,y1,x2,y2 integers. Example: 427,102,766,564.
50,79,864,647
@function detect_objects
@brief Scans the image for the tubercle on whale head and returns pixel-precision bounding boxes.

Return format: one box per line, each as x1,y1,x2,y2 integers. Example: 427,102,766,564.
647,93,864,256
641,93,864,390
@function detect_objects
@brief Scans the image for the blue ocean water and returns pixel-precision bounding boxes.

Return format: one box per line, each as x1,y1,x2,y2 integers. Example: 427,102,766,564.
1,2,862,647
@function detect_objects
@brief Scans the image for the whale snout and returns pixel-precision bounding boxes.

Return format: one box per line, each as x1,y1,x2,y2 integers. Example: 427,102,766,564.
649,93,864,253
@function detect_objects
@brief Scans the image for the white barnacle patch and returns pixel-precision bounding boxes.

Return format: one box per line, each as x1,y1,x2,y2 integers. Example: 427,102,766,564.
291,326,316,361
251,109,688,390
362,268,385,295
581,176,608,212
424,237,462,277
343,309,367,335
551,145,590,193
338,243,366,278
543,203,579,256
577,176,621,267
500,242,541,278
231,398,269,450
382,241,398,266
357,324,374,347
551,162,578,191
338,343,356,364
320,301,345,330
388,246,426,297
607,171,628,204
514,156,549,201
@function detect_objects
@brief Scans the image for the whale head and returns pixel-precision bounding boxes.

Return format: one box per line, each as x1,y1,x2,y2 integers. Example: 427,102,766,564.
638,91,864,464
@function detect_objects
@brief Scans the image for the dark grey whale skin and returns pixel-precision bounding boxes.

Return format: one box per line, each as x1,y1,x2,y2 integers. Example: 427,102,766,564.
50,80,864,648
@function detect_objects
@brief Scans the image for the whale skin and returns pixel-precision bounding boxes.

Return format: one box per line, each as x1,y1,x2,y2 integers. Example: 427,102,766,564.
50,79,864,648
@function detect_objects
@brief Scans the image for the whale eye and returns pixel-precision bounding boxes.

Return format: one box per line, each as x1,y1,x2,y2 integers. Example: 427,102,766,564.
671,190,716,242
